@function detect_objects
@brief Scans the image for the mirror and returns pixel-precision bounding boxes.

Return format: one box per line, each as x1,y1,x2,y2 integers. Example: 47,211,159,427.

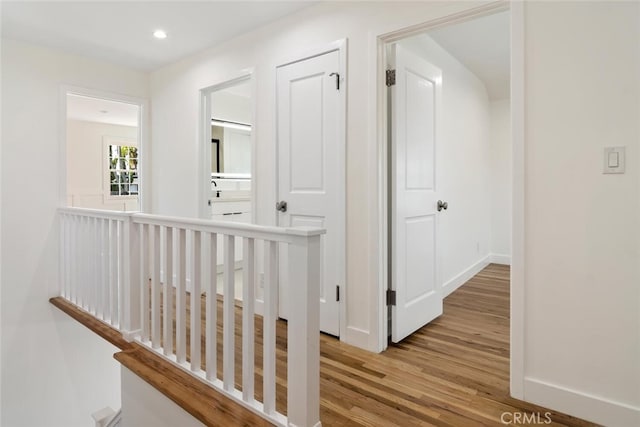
210,81,251,175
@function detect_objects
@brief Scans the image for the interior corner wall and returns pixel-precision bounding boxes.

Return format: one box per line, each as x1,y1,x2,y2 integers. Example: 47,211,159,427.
489,99,511,262
66,119,138,211
398,34,492,295
1,39,149,427
148,0,494,352
523,2,640,425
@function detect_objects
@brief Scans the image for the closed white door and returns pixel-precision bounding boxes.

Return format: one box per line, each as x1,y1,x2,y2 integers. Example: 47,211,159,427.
390,44,444,343
276,49,344,337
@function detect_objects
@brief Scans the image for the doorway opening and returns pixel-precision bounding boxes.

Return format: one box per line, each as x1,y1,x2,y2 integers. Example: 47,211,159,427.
381,4,515,355
199,74,255,300
199,75,254,223
64,91,145,212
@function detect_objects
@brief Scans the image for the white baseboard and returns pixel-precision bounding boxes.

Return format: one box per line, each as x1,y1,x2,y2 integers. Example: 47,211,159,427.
488,253,511,265
524,377,640,427
343,325,373,352
442,255,490,297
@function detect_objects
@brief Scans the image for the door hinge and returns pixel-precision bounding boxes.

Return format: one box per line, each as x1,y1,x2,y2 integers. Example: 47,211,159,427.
336,285,340,302
386,289,396,306
386,69,396,87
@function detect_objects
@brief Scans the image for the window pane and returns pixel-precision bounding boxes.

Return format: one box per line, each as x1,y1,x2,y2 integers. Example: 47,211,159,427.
107,144,139,198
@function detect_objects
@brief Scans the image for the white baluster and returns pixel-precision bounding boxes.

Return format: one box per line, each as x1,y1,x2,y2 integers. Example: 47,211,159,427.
101,219,110,323
94,218,101,319
242,237,255,403
223,234,235,392
175,228,187,364
109,219,118,326
78,216,85,309
263,240,277,415
123,217,140,340
140,223,150,341
118,220,125,328
88,216,96,315
190,230,202,372
151,225,161,349
205,232,217,382
163,226,173,357
95,217,103,319
59,213,65,298
72,214,78,302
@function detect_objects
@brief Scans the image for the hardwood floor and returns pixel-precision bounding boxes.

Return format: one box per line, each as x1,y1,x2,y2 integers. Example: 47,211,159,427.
52,264,599,427
316,264,596,427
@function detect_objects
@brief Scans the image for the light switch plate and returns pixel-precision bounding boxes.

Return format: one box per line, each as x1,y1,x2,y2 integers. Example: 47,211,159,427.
604,146,625,174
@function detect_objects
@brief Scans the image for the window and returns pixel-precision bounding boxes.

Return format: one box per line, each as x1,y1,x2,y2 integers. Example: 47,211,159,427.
104,137,139,198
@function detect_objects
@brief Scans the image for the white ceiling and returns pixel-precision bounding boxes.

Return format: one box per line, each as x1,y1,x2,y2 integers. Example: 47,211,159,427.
67,94,139,127
1,1,317,71
3,2,509,99
427,11,510,100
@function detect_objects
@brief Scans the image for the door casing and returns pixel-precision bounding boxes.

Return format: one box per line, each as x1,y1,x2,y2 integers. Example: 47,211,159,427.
373,1,524,400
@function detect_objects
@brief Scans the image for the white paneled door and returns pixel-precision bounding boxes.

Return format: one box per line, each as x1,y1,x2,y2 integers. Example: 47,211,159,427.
390,44,444,343
276,48,344,337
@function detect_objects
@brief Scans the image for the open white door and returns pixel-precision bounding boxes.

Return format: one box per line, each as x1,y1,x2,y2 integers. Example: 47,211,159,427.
390,44,444,343
276,48,344,337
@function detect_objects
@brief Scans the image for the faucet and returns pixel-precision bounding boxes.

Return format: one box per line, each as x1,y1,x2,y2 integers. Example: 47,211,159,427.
212,179,221,198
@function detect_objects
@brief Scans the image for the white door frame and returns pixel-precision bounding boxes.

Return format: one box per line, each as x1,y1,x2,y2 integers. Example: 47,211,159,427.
373,1,525,399
59,86,150,212
198,71,256,221
274,39,347,339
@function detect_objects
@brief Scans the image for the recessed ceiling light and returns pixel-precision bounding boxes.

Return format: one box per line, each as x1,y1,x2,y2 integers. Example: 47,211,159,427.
153,29,168,40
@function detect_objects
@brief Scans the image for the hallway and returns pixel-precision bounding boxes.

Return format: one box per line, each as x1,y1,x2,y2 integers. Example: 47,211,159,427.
317,264,595,426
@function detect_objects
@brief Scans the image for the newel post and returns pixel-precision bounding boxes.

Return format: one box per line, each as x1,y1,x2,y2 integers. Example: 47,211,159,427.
122,214,141,341
287,228,324,427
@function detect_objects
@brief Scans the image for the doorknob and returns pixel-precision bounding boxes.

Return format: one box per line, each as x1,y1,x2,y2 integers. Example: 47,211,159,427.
437,200,448,212
276,200,288,213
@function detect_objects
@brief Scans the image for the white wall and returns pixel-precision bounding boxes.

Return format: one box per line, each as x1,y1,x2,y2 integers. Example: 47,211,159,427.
67,119,138,211
399,34,492,295
222,128,251,174
121,367,204,427
522,2,640,426
211,90,251,124
0,6,4,420
489,99,511,261
1,39,149,427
